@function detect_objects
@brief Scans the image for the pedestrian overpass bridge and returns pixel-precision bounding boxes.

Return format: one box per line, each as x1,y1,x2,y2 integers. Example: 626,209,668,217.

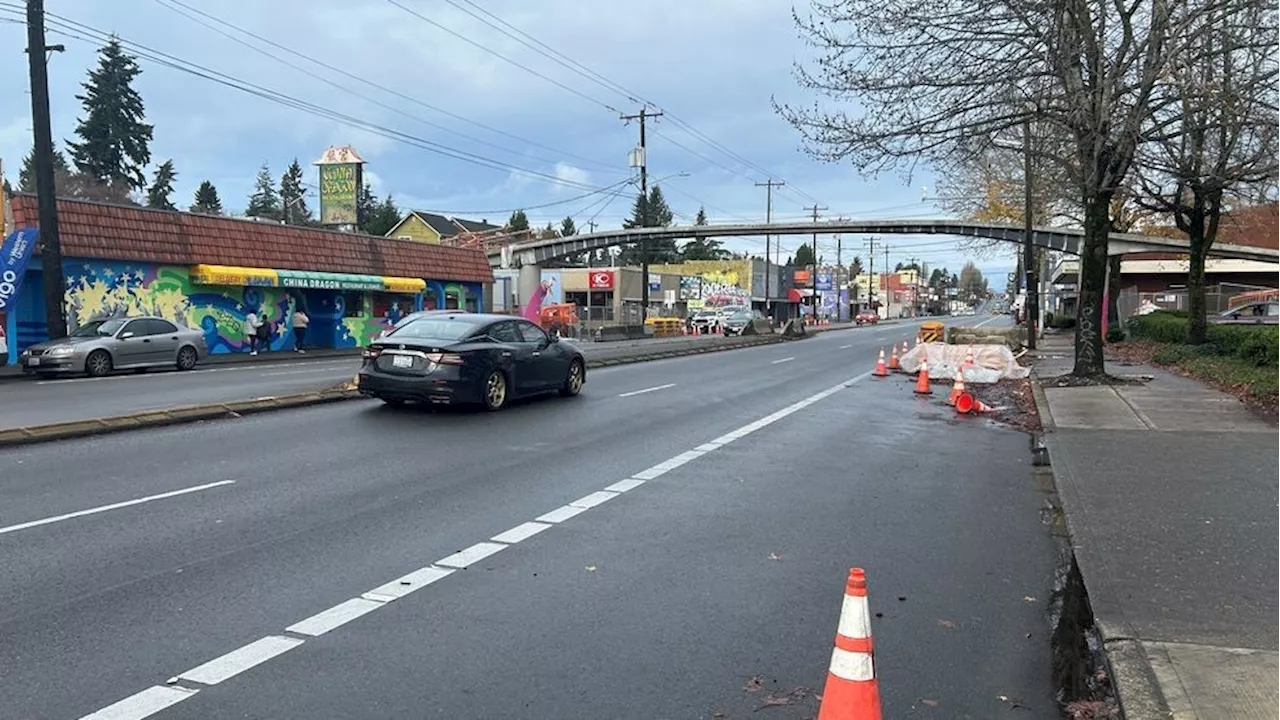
489,218,1278,268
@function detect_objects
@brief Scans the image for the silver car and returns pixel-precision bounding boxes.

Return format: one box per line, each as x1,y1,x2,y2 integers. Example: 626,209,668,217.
20,316,208,377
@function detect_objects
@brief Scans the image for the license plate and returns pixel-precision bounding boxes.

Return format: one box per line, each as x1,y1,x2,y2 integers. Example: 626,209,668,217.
392,355,413,368
27,357,40,366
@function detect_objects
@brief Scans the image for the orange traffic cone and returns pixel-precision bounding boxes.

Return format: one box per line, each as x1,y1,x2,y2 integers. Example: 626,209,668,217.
817,568,883,720
872,348,890,377
913,358,932,395
901,340,909,358
963,344,976,371
947,366,967,406
955,393,996,414
888,345,901,371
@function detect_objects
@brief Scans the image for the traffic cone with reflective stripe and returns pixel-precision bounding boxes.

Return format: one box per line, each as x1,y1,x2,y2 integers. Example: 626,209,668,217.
948,365,967,406
964,344,976,371
901,340,909,358
955,393,996,414
872,348,890,377
888,344,901,372
913,358,932,395
817,568,883,720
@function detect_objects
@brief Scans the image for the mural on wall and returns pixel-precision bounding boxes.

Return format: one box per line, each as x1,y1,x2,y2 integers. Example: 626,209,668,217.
61,261,482,354
652,261,752,307
698,270,750,306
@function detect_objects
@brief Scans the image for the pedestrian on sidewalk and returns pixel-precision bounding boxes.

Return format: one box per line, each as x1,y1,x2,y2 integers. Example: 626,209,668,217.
291,306,309,353
256,312,273,354
244,311,263,356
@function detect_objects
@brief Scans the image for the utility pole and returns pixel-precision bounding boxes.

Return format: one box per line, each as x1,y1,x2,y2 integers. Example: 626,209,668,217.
621,107,662,321
907,256,920,317
756,179,784,318
835,233,843,322
864,237,877,316
805,204,827,319
25,0,67,339
1022,117,1038,349
883,245,891,317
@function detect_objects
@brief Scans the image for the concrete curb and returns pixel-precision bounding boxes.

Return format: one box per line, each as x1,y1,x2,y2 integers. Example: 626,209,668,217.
0,334,790,449
1027,374,1174,720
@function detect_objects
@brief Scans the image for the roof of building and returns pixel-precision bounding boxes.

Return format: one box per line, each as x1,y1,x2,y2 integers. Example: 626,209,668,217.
9,194,494,284
400,211,501,239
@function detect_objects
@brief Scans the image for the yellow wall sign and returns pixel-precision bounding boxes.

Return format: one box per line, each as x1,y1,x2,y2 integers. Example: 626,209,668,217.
318,163,360,226
190,264,279,287
383,276,427,293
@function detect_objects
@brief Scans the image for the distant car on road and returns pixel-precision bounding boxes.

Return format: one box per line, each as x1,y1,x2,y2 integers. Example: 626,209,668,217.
854,309,879,325
358,312,586,411
1211,301,1278,325
722,309,763,336
20,316,207,378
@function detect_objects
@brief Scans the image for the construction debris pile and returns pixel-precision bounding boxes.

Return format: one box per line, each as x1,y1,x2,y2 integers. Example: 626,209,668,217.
872,339,1027,415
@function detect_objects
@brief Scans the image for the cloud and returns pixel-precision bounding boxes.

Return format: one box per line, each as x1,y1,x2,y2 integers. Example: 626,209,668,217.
552,163,590,191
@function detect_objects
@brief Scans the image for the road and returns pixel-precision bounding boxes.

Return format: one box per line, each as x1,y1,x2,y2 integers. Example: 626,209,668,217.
0,320,1058,719
0,332,788,431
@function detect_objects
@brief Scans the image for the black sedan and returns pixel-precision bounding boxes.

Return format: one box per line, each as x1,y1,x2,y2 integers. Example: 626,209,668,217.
357,312,586,410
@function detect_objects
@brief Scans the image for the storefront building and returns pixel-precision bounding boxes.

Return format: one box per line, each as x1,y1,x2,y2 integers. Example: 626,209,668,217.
3,194,493,363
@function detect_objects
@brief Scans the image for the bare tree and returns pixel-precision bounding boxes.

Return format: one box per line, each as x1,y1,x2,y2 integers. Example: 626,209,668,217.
776,0,1209,377
1132,0,1279,343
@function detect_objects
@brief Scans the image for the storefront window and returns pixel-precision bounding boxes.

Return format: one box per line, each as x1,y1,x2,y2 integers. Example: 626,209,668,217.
342,291,364,318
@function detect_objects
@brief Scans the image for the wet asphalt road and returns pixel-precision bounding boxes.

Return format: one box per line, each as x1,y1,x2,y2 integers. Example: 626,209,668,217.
0,321,1058,719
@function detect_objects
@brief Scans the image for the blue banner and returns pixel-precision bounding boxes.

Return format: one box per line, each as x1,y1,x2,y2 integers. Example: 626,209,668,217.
0,228,38,314
815,272,833,292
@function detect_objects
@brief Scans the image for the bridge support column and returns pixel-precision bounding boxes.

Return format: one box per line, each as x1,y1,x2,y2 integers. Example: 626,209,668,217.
518,263,542,313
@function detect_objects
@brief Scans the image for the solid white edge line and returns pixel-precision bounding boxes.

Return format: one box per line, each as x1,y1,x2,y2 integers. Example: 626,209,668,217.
693,442,722,452
79,685,198,720
604,478,646,493
491,521,553,544
286,598,384,637
536,504,589,523
617,382,677,398
0,480,237,536
178,636,304,686
435,541,507,569
569,491,619,509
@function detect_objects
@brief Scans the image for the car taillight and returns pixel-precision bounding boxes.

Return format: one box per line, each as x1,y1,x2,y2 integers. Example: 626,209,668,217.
363,346,382,360
426,352,464,366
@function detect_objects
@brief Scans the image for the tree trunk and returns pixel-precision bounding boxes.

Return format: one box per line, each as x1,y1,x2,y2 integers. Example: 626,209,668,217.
1106,255,1122,329
1186,217,1208,345
1072,193,1112,377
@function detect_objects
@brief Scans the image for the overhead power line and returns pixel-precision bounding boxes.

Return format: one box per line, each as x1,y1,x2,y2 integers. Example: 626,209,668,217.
19,7,609,193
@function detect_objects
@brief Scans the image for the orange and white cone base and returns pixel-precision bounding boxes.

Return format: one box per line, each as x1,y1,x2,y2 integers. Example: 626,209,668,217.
955,392,996,414
948,366,967,406
872,348,890,377
818,568,883,720
913,358,932,394
888,345,901,371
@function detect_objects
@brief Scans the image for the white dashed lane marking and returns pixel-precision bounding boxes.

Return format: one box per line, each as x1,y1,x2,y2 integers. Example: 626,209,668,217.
617,383,676,398
770,356,795,364
79,371,873,720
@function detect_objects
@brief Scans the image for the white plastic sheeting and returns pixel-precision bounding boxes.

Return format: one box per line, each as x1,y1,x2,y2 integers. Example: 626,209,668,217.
899,342,1031,383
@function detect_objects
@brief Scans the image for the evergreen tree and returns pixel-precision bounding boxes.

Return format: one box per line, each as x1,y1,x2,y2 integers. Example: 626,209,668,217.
246,163,282,221
190,180,223,215
507,209,530,233
538,222,559,239
355,180,377,230
362,195,401,236
19,148,75,193
559,216,577,237
619,185,679,265
794,242,817,268
680,206,728,260
850,256,864,278
280,158,312,225
66,38,153,191
145,160,178,210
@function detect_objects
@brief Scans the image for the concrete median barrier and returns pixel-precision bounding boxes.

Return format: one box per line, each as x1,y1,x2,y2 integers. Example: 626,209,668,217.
0,334,800,449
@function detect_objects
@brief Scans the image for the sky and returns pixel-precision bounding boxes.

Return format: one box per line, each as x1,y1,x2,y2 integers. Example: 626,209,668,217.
0,0,1017,282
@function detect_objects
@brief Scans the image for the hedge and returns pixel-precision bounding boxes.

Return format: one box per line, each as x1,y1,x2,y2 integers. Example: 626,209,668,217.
1128,310,1278,368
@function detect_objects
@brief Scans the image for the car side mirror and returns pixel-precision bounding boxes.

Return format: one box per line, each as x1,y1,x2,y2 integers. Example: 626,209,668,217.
120,331,135,339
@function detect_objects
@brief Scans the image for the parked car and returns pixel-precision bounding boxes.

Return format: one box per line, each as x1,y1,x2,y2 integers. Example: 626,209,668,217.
20,316,207,378
1211,301,1279,325
854,309,879,325
357,312,586,411
722,310,763,336
689,309,720,333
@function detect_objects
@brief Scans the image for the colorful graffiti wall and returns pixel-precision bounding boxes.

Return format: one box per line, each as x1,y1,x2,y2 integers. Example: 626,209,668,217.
652,260,753,307
61,260,481,353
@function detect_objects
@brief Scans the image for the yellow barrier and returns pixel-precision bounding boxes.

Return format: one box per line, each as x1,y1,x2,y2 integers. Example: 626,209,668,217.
645,317,684,338
919,320,945,343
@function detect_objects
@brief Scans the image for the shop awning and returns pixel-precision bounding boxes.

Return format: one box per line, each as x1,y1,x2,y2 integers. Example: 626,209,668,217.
190,265,426,293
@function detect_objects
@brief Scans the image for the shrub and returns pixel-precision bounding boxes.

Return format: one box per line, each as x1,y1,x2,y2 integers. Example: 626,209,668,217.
1205,324,1279,368
1179,355,1280,398
1127,311,1188,344
1105,328,1126,343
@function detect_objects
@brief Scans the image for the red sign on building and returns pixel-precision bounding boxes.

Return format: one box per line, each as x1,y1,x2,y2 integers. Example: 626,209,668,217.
588,270,615,289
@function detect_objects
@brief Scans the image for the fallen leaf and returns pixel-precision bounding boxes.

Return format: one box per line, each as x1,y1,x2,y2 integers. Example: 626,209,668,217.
937,619,956,629
1023,596,1037,603
998,694,1029,710
767,552,783,561
743,676,765,693
584,565,597,573
921,698,939,707
755,695,793,710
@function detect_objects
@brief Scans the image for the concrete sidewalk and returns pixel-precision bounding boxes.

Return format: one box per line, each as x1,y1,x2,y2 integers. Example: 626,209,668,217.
1031,334,1278,719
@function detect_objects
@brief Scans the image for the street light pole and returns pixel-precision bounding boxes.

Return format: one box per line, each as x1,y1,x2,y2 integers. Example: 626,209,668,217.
1022,117,1038,350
